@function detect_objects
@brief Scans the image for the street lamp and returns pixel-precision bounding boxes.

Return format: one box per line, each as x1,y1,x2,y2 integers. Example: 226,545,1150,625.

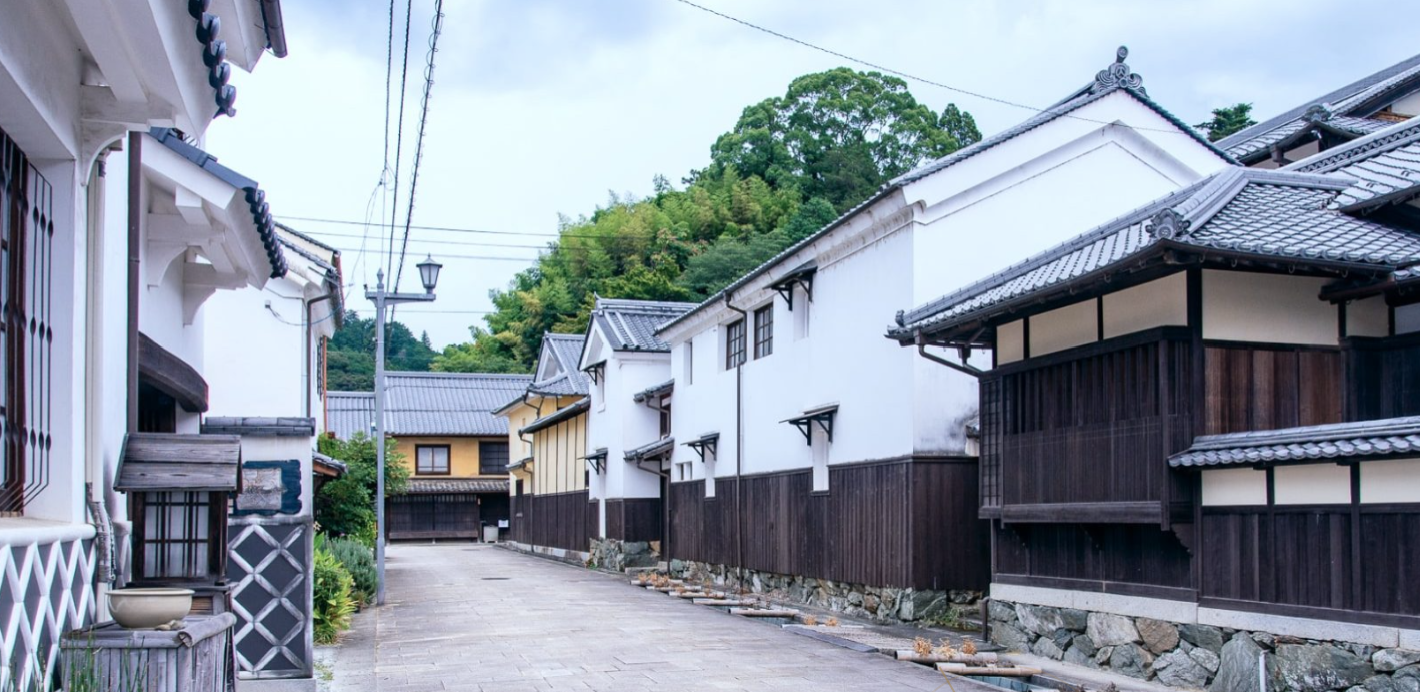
366,257,441,605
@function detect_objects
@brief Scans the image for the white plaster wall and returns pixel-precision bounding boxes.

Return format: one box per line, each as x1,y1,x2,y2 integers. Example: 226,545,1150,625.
1397,304,1420,335
1203,271,1337,345
997,319,1024,365
908,93,1227,304
668,324,738,482
1347,295,1391,337
1360,458,1420,504
236,436,315,517
0,1,85,159
1102,273,1188,339
1201,467,1268,506
203,281,307,418
1030,299,1098,357
1393,92,1420,117
1274,464,1351,505
615,356,673,499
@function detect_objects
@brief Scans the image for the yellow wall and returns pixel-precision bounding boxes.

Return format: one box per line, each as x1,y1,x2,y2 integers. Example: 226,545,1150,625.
393,435,507,478
530,409,588,495
504,405,538,462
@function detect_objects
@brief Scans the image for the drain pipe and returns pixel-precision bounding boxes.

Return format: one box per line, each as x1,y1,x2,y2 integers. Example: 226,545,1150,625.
126,133,142,433
723,293,748,591
304,294,333,418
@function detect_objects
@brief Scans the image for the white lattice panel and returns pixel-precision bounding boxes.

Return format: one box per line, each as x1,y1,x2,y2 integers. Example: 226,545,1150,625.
0,536,96,690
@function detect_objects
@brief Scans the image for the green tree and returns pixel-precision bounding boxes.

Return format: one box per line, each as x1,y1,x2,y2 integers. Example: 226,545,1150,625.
326,310,437,391
315,433,410,541
699,68,977,211
1195,103,1256,141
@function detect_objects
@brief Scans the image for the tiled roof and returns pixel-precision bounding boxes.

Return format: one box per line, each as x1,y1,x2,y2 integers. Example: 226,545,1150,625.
384,372,534,436
1287,117,1420,212
625,437,675,462
890,168,1420,340
313,451,348,477
592,298,695,352
202,417,316,437
326,391,375,440
632,380,674,403
1170,416,1420,468
656,48,1231,336
529,333,591,396
519,397,590,436
405,478,508,494
1218,52,1420,163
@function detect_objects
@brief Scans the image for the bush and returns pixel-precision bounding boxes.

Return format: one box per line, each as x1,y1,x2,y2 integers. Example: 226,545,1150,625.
327,537,377,605
316,433,410,541
313,541,356,644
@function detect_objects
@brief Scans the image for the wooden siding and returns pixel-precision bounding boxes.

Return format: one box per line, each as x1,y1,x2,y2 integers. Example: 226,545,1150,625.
605,498,661,543
980,328,1194,511
994,522,1194,595
387,493,480,540
1200,504,1420,627
667,459,986,591
1346,334,1420,421
510,490,594,552
1203,343,1344,435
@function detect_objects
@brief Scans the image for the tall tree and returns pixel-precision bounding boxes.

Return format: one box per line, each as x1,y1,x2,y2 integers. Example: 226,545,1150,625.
326,310,438,391
1195,103,1256,142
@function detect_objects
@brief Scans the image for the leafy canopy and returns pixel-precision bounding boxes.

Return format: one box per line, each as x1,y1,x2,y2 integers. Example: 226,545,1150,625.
327,310,437,391
1195,103,1257,142
314,433,410,541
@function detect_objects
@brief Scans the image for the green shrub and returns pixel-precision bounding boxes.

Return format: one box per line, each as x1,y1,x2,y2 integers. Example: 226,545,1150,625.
313,543,356,644
315,433,409,541
327,537,377,605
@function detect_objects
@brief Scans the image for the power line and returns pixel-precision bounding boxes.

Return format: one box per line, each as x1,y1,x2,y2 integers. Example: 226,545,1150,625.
280,214,560,238
387,0,416,281
669,0,1190,136
330,246,539,263
303,229,554,251
393,0,447,295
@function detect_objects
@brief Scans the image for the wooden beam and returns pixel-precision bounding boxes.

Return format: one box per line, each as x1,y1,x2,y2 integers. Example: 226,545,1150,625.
1000,501,1162,524
138,332,209,413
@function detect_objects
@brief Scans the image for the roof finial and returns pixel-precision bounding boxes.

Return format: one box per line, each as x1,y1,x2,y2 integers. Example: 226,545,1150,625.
1303,103,1335,124
1145,208,1190,240
1092,45,1146,96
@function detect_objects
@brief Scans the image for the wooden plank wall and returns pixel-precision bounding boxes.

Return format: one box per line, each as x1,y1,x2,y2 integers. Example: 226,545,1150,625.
1200,505,1420,626
666,459,987,591
1203,343,1343,435
1346,334,1420,421
993,522,1194,595
605,498,661,543
510,490,593,552
387,493,480,539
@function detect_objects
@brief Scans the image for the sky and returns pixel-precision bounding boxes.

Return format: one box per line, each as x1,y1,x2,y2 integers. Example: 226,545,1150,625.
208,0,1420,349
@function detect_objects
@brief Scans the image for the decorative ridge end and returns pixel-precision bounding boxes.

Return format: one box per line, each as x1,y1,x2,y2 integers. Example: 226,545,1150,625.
1303,103,1335,124
1146,208,1190,240
894,309,906,327
1092,45,1146,97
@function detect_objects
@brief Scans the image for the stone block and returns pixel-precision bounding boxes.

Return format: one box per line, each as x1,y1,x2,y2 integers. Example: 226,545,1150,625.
1087,612,1140,647
1180,623,1226,653
1016,604,1065,636
1108,643,1154,679
1137,617,1180,655
1032,636,1064,660
1376,649,1420,673
1277,643,1374,692
1155,649,1208,688
1211,633,1280,692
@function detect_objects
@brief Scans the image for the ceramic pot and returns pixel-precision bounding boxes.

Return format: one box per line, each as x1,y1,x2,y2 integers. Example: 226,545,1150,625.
107,588,194,629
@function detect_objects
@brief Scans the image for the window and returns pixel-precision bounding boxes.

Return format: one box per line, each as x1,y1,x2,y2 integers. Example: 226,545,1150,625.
811,426,830,492
684,341,694,385
479,441,509,475
416,445,451,475
725,319,746,369
0,126,53,516
676,462,691,482
754,305,773,359
135,491,218,579
794,286,810,340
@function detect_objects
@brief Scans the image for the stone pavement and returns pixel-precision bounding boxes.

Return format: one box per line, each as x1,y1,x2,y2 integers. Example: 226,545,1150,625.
317,543,1003,691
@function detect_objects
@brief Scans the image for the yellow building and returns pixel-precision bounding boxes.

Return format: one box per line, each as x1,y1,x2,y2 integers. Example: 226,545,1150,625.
495,334,595,551
326,371,533,540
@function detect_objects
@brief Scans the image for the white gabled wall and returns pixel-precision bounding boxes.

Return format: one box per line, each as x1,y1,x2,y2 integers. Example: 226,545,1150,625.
584,324,676,506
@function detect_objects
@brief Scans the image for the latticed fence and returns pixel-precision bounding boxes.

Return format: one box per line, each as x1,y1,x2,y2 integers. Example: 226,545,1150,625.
227,515,312,679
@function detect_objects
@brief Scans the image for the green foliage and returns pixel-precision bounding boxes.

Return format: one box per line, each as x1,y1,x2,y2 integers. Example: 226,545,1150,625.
1195,102,1256,142
326,537,378,605
315,433,409,540
326,310,438,391
439,69,976,372
313,541,357,644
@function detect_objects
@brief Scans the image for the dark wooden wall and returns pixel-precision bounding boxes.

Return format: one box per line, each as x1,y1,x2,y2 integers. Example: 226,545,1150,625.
1203,343,1343,435
1200,504,1420,627
388,493,480,540
604,498,661,543
666,458,987,591
510,490,594,552
1346,333,1420,421
993,523,1194,598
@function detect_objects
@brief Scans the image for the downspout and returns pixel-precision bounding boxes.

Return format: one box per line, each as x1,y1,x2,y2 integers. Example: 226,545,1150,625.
723,292,748,588
126,133,142,433
85,152,115,588
913,333,984,379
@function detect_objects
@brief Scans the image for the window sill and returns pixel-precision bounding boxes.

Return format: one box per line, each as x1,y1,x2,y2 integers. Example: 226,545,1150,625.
0,517,96,545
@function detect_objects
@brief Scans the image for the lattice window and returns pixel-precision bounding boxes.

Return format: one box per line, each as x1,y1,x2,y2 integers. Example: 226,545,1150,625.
0,126,54,516
725,319,746,369
479,441,508,475
416,445,450,475
134,491,224,580
754,305,773,359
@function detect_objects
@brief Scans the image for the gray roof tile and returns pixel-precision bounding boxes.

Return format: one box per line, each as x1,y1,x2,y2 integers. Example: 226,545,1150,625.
1288,117,1420,211
891,168,1420,339
383,372,533,436
1170,416,1420,467
406,478,507,493
530,333,591,396
593,298,695,352
326,392,375,440
1219,52,1420,162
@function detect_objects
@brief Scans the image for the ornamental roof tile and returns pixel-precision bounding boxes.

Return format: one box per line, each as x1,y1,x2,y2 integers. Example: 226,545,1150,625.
1169,416,1420,467
405,478,507,494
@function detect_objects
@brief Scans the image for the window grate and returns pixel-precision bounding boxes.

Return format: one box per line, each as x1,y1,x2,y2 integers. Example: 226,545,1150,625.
754,305,773,359
0,126,53,516
725,319,746,369
136,491,215,579
479,441,509,475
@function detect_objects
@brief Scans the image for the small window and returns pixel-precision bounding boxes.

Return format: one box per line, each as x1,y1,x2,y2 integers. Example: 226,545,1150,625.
794,286,810,340
676,462,692,482
684,341,694,385
479,441,509,475
725,319,746,369
754,305,773,359
416,445,451,475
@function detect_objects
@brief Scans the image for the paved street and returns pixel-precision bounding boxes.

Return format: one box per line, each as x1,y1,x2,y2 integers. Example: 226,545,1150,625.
318,544,997,691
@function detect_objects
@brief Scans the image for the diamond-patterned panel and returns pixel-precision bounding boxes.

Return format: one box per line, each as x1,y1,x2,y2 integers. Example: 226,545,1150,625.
227,517,311,678
0,535,96,690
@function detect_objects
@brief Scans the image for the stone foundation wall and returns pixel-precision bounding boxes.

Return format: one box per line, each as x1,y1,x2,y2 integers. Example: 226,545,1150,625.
669,559,982,626
989,599,1420,691
589,538,658,572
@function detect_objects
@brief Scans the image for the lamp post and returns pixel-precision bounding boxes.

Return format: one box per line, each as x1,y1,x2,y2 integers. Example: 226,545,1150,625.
367,255,442,605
